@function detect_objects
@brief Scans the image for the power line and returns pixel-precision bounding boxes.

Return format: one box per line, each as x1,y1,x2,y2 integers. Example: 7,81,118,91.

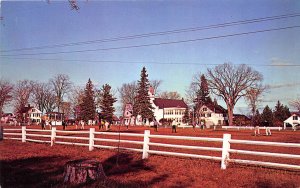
2,57,300,67
1,12,300,53
1,25,300,56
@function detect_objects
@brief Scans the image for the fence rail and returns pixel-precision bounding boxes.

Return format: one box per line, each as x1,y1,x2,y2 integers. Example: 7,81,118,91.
2,127,300,171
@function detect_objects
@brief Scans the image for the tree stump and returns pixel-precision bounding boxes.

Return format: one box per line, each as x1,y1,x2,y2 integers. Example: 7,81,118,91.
63,159,106,185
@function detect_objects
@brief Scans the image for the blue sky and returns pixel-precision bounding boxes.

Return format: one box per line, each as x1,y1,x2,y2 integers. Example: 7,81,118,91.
1,0,300,114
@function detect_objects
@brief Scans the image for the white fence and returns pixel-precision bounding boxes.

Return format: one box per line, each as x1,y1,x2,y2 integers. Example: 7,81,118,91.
3,127,300,170
222,126,283,131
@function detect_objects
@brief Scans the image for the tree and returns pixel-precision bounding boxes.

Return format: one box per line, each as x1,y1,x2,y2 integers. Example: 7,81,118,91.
261,105,274,127
273,101,290,124
99,84,117,123
32,82,55,113
252,109,261,126
50,74,72,112
69,86,84,120
13,80,34,120
150,80,162,95
158,91,181,100
79,79,96,122
245,85,266,126
118,81,137,113
182,108,190,124
194,74,212,109
185,72,202,108
133,67,154,122
289,98,300,112
206,63,263,126
0,79,14,117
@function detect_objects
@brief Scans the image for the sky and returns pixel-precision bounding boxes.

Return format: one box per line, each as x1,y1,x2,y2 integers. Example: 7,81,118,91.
1,0,300,115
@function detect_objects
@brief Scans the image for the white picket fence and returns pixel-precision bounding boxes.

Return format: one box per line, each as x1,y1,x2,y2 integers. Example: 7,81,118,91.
3,127,300,170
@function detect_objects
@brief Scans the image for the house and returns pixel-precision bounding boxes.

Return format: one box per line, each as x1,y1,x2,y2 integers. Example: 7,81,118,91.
45,112,64,126
20,105,42,124
196,103,227,127
233,114,251,126
123,88,188,126
283,112,300,130
0,113,16,124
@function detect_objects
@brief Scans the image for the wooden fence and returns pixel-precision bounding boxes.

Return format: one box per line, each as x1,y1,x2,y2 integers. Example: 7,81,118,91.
3,127,300,170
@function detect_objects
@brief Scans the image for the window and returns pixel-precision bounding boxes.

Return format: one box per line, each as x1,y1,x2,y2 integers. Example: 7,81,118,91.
203,107,207,112
207,113,211,117
293,116,298,120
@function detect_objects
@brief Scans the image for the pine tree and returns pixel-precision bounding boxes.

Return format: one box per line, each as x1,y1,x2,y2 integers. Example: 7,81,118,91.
79,78,96,122
182,108,190,123
99,84,117,123
261,105,274,126
195,74,212,108
252,109,261,126
133,67,154,123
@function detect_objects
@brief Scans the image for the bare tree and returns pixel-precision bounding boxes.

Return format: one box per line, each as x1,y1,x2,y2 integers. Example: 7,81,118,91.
185,72,202,107
150,80,162,95
44,90,56,113
69,86,84,119
206,63,263,126
158,91,181,100
290,98,300,112
0,79,14,116
50,74,72,112
13,80,34,120
118,81,137,112
32,82,49,113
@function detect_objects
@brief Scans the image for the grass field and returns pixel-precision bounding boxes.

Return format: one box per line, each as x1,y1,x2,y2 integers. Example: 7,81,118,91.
1,125,300,188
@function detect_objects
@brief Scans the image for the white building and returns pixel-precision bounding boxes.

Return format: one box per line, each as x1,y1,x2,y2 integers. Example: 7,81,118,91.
21,105,42,123
196,103,227,127
283,112,300,130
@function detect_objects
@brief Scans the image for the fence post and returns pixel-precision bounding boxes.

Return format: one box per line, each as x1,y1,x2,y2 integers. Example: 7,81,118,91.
221,133,231,170
142,130,150,159
22,126,26,142
89,128,95,151
51,127,56,146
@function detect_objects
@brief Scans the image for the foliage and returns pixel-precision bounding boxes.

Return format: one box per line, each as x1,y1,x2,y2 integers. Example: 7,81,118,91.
99,84,117,123
118,81,137,113
50,74,72,112
261,105,274,126
194,74,212,109
273,100,290,124
206,63,263,126
0,79,14,116
133,67,154,121
79,79,96,122
158,91,181,100
182,108,190,123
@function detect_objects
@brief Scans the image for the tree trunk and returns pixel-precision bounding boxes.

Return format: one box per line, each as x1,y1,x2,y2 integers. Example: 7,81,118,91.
227,105,234,126
63,159,106,185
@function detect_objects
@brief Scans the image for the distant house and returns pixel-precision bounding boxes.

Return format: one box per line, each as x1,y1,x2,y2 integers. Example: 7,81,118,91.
0,113,16,124
196,103,227,127
45,112,64,126
151,98,188,125
123,103,133,125
20,105,42,123
233,114,251,126
283,112,300,130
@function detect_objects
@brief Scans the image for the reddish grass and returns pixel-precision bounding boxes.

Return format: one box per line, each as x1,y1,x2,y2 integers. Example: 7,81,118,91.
1,125,300,187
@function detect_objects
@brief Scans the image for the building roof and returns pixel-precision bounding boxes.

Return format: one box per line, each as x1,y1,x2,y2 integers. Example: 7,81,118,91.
291,112,300,116
202,103,227,114
153,98,188,109
233,114,251,120
19,106,33,114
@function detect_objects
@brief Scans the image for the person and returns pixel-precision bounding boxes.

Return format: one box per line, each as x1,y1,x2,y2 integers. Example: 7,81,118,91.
49,121,52,129
265,127,271,136
200,121,204,130
125,120,129,130
172,119,177,133
254,124,260,136
62,120,66,130
153,119,158,132
41,119,45,130
192,122,196,132
80,120,85,129
105,121,110,131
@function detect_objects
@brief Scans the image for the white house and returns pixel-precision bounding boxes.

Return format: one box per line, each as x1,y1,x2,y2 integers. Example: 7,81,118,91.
20,105,42,123
196,103,227,127
283,112,300,130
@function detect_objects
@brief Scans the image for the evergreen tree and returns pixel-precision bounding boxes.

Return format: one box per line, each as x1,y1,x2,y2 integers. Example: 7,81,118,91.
261,105,274,126
273,101,291,123
133,67,154,123
252,109,261,126
99,84,117,123
195,74,212,108
182,108,190,123
79,78,96,122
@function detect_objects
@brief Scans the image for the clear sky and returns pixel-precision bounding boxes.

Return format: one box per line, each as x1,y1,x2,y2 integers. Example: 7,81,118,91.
1,0,300,114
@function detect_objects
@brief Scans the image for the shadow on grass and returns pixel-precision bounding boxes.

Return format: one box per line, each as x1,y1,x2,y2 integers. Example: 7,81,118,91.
0,156,67,188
